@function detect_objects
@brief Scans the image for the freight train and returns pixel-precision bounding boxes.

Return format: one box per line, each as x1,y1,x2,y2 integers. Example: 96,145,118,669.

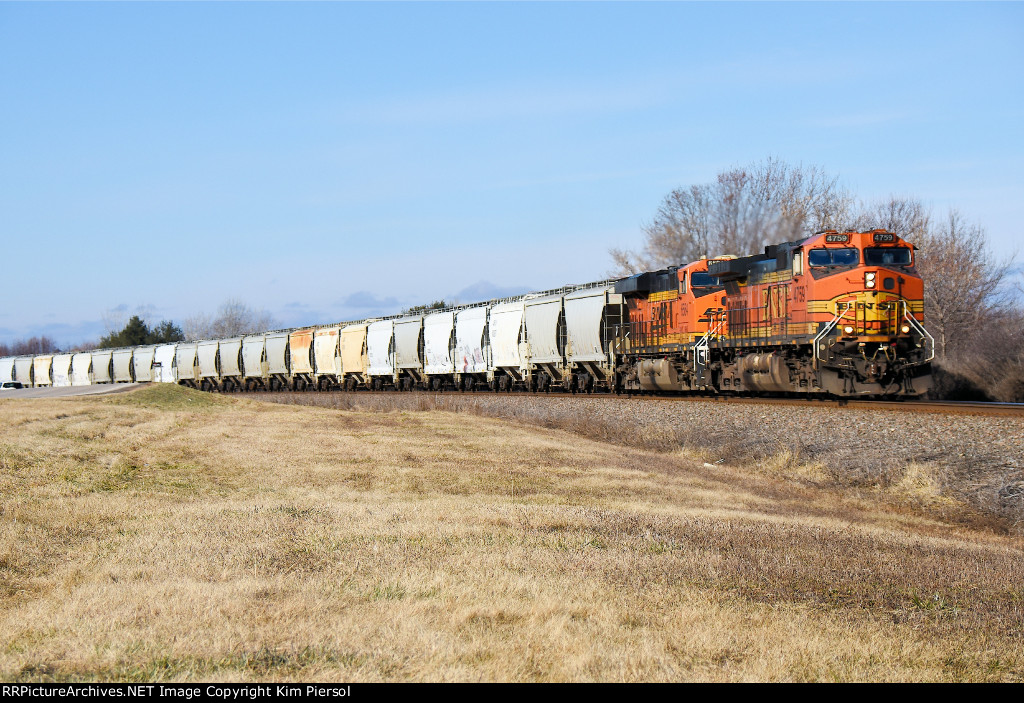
0,230,933,398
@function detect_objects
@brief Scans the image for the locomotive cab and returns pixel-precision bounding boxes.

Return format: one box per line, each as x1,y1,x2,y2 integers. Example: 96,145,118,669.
792,229,933,395
614,257,730,392
799,230,923,340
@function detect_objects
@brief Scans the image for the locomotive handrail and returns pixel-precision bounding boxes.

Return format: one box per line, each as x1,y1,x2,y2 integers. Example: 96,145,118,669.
693,311,727,373
900,300,935,364
690,309,727,387
812,303,853,369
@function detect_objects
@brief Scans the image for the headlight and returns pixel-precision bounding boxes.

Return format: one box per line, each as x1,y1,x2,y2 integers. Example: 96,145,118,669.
865,272,876,288
900,324,911,334
843,325,855,335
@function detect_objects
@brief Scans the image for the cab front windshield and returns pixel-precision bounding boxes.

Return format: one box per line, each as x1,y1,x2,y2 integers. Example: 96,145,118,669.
865,247,912,266
808,247,859,267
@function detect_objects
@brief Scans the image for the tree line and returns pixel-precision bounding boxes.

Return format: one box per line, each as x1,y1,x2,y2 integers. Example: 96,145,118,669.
1,299,279,356
611,158,1023,401
0,337,61,357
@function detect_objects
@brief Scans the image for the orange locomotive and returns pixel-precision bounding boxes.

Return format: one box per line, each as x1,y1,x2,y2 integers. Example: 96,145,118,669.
613,230,934,397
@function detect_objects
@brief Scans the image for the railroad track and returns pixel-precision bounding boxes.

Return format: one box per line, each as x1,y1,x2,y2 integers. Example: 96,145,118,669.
253,387,1024,417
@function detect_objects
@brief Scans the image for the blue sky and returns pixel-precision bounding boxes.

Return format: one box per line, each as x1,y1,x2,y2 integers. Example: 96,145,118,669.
1,2,1021,346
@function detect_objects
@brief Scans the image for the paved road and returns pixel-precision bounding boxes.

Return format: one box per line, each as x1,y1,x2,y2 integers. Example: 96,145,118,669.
0,383,146,399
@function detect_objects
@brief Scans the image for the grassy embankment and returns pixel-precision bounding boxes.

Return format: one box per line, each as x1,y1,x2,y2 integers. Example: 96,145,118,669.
1,384,1022,681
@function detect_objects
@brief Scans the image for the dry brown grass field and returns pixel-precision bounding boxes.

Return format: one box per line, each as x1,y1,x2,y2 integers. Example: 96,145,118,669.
1,384,1022,682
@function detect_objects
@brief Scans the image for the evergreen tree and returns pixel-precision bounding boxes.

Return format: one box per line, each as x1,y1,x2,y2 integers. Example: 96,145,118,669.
147,320,185,344
98,316,183,348
402,300,447,315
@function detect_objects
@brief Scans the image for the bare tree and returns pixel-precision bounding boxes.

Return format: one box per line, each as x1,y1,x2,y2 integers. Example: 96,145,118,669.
183,313,213,342
184,299,279,340
101,307,128,336
910,210,1012,362
853,195,931,239
611,158,854,275
1,336,60,356
610,183,714,274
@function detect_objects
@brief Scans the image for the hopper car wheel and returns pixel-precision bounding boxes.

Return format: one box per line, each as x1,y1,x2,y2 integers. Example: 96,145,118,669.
581,373,593,394
431,377,442,392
